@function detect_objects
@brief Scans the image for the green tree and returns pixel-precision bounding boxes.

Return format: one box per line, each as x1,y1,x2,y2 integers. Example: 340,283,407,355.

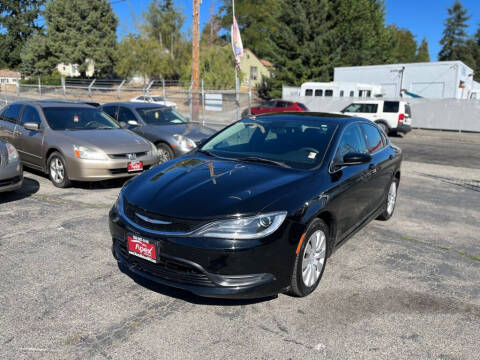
438,0,472,63
219,0,280,60
0,0,45,69
387,25,418,63
22,0,118,77
416,37,430,62
20,33,50,75
181,46,240,89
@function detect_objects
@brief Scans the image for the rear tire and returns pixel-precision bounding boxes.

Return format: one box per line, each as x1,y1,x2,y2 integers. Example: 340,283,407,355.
47,152,71,188
377,179,398,221
156,143,174,163
289,219,329,297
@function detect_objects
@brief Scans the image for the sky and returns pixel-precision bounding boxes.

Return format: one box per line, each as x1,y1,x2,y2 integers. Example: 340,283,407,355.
111,0,480,61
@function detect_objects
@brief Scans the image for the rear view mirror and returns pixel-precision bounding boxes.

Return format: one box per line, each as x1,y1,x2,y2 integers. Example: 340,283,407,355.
127,120,139,126
339,152,372,166
23,122,40,131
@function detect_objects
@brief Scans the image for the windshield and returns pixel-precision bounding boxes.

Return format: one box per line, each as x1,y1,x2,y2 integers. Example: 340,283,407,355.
201,118,337,170
136,107,187,125
43,107,120,130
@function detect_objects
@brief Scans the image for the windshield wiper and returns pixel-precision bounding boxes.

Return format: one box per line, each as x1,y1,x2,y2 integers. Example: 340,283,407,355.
239,156,291,168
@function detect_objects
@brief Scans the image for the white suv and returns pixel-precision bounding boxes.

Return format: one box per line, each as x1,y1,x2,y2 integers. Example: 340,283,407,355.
340,100,412,135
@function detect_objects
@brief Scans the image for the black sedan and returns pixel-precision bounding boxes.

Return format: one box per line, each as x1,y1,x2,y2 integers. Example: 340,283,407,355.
109,113,402,299
100,102,216,163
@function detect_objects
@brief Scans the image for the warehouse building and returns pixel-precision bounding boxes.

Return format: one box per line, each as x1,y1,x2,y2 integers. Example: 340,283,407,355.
334,61,475,99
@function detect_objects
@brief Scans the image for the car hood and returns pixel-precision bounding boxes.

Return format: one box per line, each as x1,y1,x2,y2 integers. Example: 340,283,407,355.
58,129,151,153
143,123,216,142
124,155,312,219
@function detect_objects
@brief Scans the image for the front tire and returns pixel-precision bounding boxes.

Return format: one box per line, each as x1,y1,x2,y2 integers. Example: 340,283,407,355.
48,152,71,188
156,143,174,163
289,219,329,297
377,179,398,221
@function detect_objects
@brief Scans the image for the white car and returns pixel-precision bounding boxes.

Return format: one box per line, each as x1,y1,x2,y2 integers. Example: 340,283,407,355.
340,100,412,135
130,95,177,109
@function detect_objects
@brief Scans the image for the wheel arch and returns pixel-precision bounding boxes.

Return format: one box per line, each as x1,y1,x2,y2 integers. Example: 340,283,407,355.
44,147,64,173
375,119,390,130
315,210,337,257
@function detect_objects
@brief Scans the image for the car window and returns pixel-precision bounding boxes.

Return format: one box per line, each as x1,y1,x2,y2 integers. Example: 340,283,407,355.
202,118,337,170
1,104,23,124
118,107,137,123
305,89,313,96
297,103,308,111
360,123,384,153
136,107,187,125
20,106,42,125
363,104,378,113
102,106,118,119
383,101,399,113
152,97,165,102
43,107,121,130
335,124,368,162
137,96,145,101
315,89,323,97
342,103,377,113
342,104,363,113
405,104,412,117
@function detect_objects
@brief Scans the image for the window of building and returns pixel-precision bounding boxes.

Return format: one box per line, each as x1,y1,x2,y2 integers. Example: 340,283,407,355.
305,89,313,96
315,89,323,97
340,91,344,97
349,91,354,97
325,90,333,97
250,66,258,81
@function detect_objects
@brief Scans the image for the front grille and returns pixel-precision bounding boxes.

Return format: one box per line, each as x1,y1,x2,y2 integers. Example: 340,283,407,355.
123,199,206,233
109,152,148,159
0,176,20,187
109,165,151,175
115,240,214,287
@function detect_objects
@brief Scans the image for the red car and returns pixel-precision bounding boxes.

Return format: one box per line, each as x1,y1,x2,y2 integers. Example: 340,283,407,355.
242,100,308,117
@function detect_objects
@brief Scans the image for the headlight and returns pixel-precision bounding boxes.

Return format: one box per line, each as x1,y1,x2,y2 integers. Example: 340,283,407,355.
192,211,287,239
6,143,19,163
173,134,196,151
73,145,107,160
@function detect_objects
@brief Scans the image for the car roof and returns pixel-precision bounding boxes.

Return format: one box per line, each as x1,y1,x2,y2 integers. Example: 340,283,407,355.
6,100,97,109
101,102,169,109
251,112,364,125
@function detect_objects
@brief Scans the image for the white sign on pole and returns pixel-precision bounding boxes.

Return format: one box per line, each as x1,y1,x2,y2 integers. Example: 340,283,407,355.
205,93,223,111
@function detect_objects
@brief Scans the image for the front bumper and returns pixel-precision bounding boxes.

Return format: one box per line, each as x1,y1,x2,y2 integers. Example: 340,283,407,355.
65,155,159,181
109,206,303,299
0,161,23,193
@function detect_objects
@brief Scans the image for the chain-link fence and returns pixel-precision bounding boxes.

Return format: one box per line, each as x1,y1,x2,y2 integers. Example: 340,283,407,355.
0,79,255,130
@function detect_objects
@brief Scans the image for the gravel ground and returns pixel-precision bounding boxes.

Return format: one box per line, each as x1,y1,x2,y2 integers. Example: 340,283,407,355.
0,130,479,360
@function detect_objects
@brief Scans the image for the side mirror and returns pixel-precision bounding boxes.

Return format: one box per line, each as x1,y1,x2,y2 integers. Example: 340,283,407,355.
24,122,40,131
338,152,372,166
127,120,139,126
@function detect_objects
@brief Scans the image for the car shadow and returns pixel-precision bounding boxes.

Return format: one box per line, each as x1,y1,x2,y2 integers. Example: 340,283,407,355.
0,176,40,204
118,263,277,306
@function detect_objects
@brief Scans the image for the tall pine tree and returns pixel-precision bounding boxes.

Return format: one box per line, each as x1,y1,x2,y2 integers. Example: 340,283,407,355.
438,1,472,63
416,37,430,62
0,0,45,69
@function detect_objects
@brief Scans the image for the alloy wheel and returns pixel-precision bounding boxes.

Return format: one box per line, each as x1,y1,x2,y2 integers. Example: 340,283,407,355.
50,157,65,183
301,230,327,287
387,181,397,215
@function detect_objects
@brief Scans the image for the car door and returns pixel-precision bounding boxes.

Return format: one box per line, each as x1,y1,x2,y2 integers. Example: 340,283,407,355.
0,104,23,148
328,123,372,240
16,105,45,168
359,122,392,217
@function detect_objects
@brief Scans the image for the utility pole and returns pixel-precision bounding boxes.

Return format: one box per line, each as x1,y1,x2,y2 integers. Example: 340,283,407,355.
192,0,201,122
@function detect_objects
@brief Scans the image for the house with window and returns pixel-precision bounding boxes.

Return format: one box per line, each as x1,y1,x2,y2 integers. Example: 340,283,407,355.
56,59,95,78
239,49,273,87
0,69,21,85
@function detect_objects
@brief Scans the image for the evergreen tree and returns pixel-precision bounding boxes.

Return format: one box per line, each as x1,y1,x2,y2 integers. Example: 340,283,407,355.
0,0,45,69
438,1,471,61
387,25,418,63
416,37,430,62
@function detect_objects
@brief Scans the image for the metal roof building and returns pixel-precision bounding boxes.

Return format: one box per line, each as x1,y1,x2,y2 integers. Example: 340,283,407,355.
334,61,475,99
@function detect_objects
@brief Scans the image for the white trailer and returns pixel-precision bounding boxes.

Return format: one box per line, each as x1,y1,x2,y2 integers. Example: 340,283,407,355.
334,61,475,99
300,82,383,98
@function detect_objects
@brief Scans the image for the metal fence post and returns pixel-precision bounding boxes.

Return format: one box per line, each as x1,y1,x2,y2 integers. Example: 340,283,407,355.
248,78,252,116
38,77,42,96
61,77,66,98
88,79,96,98
146,80,154,96
117,79,125,100
162,79,166,99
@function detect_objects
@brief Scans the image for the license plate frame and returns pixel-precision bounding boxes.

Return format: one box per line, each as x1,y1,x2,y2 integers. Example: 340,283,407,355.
127,161,143,172
127,234,158,263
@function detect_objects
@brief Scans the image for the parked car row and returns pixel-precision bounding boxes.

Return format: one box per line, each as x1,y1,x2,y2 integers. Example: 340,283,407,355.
0,100,215,188
0,139,23,193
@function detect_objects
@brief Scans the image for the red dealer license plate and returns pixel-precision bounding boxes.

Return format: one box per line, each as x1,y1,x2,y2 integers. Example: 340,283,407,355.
128,161,143,172
127,235,157,263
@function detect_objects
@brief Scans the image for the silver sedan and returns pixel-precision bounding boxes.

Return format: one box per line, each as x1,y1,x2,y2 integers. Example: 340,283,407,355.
0,140,23,192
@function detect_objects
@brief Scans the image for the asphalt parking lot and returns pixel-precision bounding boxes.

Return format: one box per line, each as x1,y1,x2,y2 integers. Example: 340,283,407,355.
1,129,479,360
